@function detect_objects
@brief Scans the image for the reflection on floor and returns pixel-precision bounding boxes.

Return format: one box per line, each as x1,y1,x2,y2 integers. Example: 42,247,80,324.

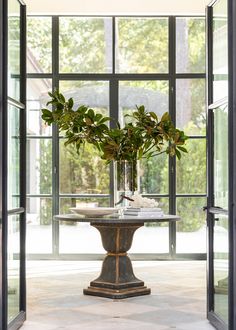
21,261,214,330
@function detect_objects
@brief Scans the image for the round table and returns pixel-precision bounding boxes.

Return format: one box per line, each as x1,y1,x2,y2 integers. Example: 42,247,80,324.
54,214,180,299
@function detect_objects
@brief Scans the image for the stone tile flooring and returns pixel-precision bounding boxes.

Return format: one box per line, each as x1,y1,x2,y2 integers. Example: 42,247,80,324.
21,261,215,330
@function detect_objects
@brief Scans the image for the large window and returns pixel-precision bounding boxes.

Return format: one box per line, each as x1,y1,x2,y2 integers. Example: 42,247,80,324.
27,16,206,258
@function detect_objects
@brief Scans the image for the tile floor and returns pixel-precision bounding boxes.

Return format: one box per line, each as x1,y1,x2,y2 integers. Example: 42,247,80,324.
21,261,215,330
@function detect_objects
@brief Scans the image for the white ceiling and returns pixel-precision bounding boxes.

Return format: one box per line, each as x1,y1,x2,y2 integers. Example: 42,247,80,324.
25,0,210,15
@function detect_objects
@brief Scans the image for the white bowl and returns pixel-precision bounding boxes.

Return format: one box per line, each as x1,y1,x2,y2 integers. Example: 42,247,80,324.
69,207,118,217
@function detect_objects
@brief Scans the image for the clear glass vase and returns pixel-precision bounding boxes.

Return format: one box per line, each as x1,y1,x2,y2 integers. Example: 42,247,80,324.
114,160,138,206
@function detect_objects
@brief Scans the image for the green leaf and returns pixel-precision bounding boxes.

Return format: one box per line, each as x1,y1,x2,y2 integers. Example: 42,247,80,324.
175,149,181,160
94,113,103,122
149,112,158,120
98,117,111,124
177,146,188,153
87,109,95,119
68,98,74,108
161,112,170,122
136,105,145,114
58,93,65,103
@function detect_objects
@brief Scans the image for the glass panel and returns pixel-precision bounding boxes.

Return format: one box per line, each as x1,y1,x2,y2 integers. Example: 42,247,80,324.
176,138,206,194
139,153,168,195
176,18,205,73
8,0,20,100
213,0,228,102
59,80,109,111
8,105,20,209
130,197,169,253
116,17,168,73
59,140,109,194
27,17,52,73
119,81,169,125
27,139,52,195
59,17,112,73
27,79,52,136
214,214,228,323
26,197,52,253
214,103,228,210
176,197,206,253
59,198,109,254
8,214,20,322
176,79,206,136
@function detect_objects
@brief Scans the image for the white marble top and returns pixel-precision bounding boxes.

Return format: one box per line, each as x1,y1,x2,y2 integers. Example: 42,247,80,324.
54,213,180,224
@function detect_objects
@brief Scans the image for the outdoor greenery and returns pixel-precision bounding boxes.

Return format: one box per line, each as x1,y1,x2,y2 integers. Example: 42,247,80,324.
27,16,206,233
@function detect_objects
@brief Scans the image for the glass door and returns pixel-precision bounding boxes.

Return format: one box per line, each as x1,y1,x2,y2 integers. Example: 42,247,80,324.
207,0,228,329
208,101,229,329
6,0,26,329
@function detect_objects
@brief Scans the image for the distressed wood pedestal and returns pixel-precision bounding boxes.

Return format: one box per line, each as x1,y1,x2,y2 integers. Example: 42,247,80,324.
54,213,180,299
83,222,151,299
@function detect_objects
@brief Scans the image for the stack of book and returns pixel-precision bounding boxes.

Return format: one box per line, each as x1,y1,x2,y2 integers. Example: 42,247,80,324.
123,207,164,217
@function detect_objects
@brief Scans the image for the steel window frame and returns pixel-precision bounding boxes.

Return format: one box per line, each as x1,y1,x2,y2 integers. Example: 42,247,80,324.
26,14,207,261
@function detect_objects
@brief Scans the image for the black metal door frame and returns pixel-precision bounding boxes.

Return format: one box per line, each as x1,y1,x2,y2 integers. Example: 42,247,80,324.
228,0,236,329
207,0,236,329
206,1,229,329
0,0,26,329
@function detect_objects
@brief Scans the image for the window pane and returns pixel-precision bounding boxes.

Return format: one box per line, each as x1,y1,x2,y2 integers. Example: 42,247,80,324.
59,141,110,194
213,0,228,101
27,139,52,195
8,214,20,322
214,214,228,323
176,18,205,73
214,104,228,210
176,79,206,136
119,81,169,124
130,197,169,253
27,17,52,73
8,105,20,209
140,154,168,195
59,198,110,254
26,197,52,253
27,79,52,136
176,197,206,253
176,139,206,194
116,17,168,73
59,17,112,73
59,80,109,110
8,0,20,100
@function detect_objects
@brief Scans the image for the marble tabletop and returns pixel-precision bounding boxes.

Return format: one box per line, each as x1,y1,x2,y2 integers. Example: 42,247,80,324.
54,213,180,224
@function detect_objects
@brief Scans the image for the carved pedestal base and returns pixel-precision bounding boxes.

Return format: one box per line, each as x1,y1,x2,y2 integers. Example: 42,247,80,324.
83,222,151,299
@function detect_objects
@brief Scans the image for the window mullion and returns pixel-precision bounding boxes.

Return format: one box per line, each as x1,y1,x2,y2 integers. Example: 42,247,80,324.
169,16,177,258
52,15,60,257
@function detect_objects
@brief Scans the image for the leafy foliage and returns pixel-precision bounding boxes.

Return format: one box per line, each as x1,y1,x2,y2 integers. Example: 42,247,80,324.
42,90,188,163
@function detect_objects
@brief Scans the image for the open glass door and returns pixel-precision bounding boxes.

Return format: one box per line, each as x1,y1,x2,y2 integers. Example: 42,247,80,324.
0,0,26,330
208,100,229,329
207,0,228,329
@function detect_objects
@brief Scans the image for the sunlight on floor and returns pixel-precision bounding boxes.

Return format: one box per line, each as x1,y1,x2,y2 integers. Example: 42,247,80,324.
21,261,214,330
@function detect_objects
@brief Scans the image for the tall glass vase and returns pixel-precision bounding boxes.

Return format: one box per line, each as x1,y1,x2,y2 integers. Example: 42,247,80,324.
114,160,138,206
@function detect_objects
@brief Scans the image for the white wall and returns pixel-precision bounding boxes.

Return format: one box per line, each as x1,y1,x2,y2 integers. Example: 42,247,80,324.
25,0,209,15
